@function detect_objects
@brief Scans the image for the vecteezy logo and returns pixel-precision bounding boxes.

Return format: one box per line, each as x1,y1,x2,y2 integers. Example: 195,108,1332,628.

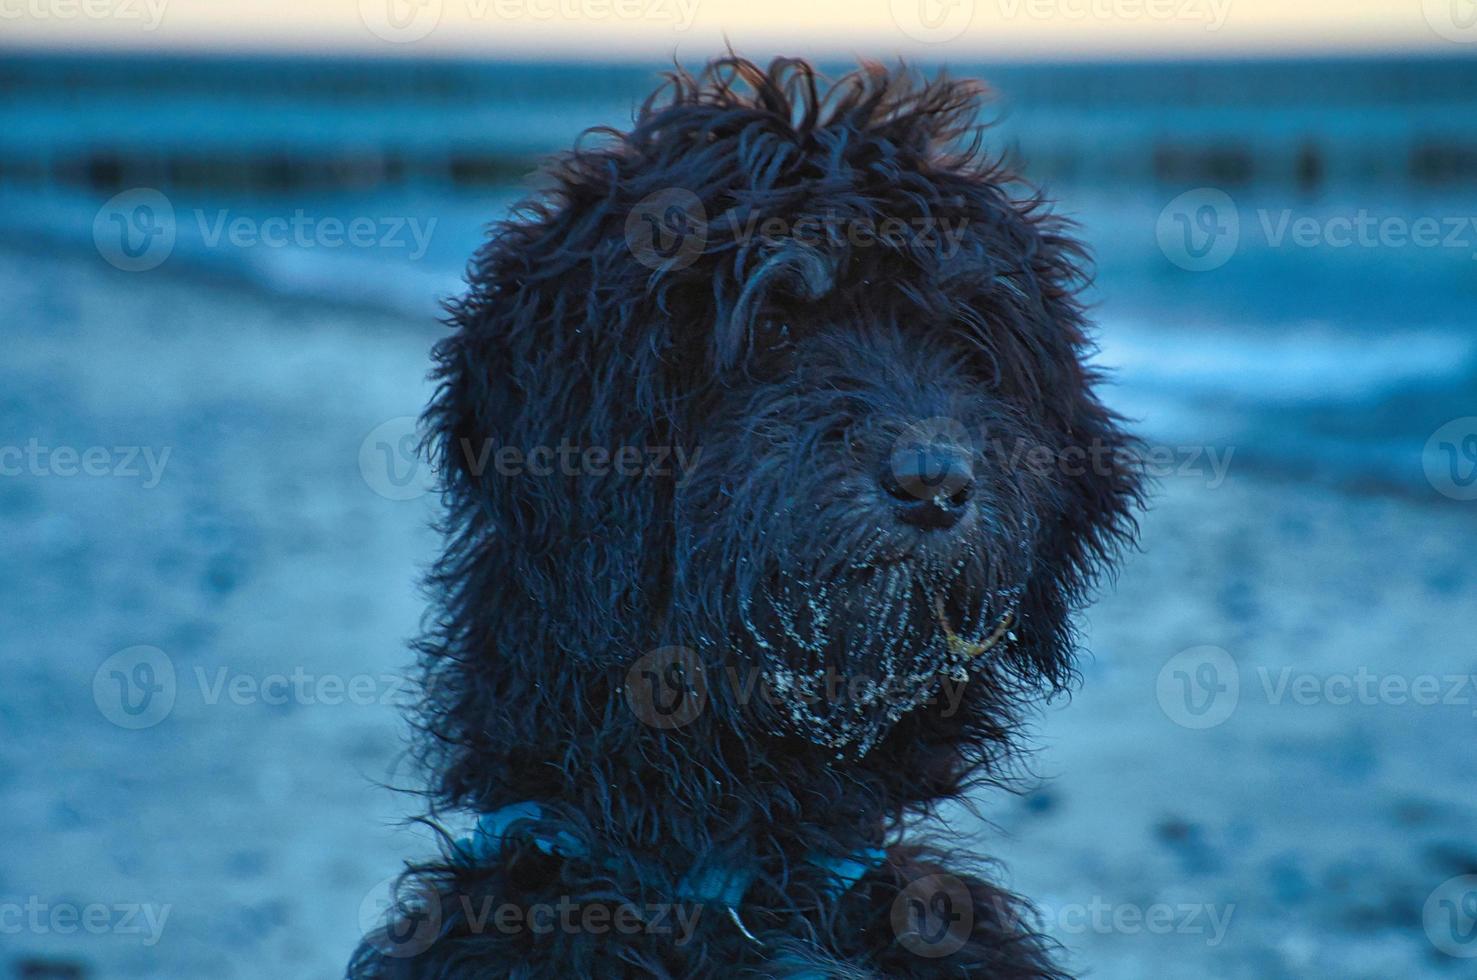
93,645,177,729
889,0,975,43
624,646,708,729
359,0,443,42
1156,188,1239,272
624,189,707,272
1156,645,1239,729
1423,417,1477,501
1424,0,1477,42
1425,875,1477,957
891,873,974,957
359,874,442,958
359,416,431,501
93,189,176,272
888,417,975,502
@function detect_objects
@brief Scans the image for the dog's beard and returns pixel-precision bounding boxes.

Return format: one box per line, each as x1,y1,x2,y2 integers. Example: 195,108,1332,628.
737,542,1028,757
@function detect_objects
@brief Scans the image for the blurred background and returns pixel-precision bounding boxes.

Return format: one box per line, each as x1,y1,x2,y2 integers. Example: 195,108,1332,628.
3,2,1476,978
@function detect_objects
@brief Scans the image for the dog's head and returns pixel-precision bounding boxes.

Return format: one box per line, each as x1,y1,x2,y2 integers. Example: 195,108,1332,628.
423,58,1140,808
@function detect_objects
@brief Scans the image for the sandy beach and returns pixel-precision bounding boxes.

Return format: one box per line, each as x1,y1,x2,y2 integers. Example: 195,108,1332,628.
3,242,1474,978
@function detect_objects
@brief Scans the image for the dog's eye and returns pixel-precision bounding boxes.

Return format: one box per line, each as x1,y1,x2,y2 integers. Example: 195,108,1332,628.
755,320,793,353
751,321,798,375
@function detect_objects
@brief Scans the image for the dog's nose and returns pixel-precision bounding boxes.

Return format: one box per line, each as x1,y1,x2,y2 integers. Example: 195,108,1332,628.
882,443,974,530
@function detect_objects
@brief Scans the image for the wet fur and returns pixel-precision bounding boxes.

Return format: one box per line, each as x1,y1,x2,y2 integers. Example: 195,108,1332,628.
350,56,1141,978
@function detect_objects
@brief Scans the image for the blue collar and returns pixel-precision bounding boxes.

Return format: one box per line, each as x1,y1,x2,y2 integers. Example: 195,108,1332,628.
455,801,886,908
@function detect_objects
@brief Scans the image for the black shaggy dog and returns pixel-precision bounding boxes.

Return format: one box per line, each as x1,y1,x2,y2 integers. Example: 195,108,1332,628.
351,56,1140,979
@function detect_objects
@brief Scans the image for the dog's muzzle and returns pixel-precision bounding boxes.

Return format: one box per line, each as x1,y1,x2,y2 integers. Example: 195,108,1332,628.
748,572,1022,757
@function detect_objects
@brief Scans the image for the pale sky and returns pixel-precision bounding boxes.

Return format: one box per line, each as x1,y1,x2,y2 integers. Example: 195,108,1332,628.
1,0,1473,57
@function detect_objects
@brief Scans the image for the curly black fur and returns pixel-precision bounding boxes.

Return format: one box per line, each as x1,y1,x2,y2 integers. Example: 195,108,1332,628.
350,56,1142,978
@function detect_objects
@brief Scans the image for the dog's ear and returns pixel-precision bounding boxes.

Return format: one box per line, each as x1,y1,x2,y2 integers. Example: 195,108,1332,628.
424,186,684,675
992,217,1143,689
1010,378,1142,689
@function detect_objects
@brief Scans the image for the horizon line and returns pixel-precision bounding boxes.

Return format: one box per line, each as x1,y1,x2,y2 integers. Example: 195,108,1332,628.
3,37,1471,65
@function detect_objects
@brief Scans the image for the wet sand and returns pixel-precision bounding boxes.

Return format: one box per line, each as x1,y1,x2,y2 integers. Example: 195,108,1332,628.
3,245,1473,978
